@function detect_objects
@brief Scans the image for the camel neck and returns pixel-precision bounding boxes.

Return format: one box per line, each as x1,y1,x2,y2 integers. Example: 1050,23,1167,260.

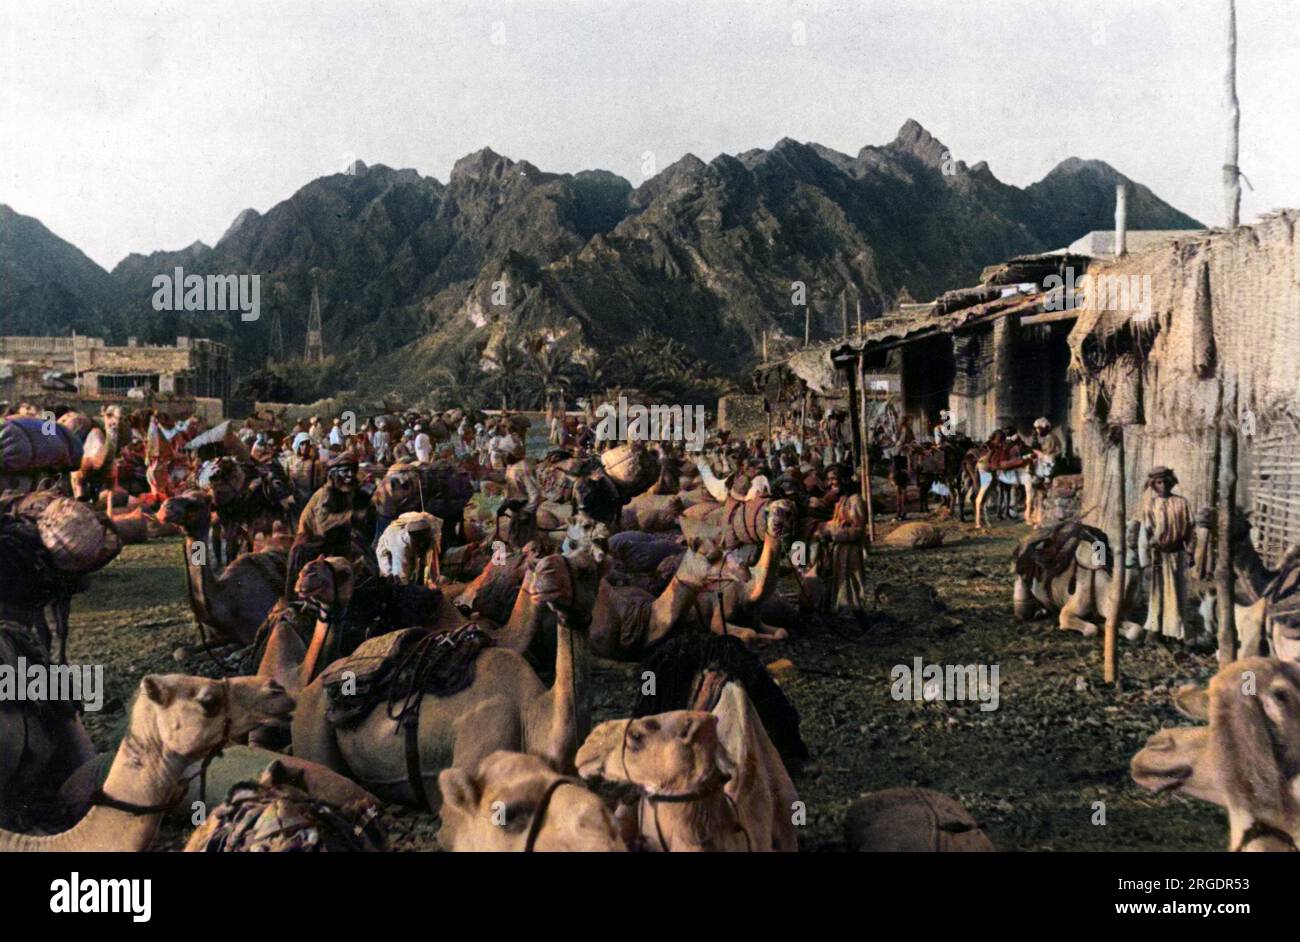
641,790,737,852
182,532,216,621
497,589,542,654
0,713,185,852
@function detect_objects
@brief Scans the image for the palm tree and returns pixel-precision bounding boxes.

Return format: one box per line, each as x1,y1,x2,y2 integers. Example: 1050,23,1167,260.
522,332,581,411
480,334,530,411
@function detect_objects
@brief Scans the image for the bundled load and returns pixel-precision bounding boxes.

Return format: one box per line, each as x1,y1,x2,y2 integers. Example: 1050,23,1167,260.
18,493,122,574
600,443,659,501
0,418,84,476
844,788,995,852
185,763,384,853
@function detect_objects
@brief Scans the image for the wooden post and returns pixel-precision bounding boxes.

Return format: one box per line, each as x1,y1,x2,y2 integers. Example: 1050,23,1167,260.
842,293,849,338
856,354,875,543
856,296,862,335
761,330,768,363
1224,0,1241,228
1103,428,1126,685
1216,378,1239,665
804,305,811,347
799,389,808,452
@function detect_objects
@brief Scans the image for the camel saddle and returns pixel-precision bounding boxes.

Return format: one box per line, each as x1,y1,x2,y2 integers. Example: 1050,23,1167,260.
321,623,493,730
1014,520,1109,583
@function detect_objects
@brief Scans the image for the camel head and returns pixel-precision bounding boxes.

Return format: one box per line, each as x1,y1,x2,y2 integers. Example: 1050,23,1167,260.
764,498,797,540
198,457,247,508
130,674,293,764
524,529,607,623
437,751,624,852
158,491,214,537
576,711,731,799
673,543,723,591
1208,658,1300,848
1132,658,1300,849
1130,726,1224,805
372,463,422,518
295,556,355,613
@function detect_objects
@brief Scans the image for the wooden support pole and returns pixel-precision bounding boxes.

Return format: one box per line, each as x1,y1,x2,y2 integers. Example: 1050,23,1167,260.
1216,378,1239,665
856,354,875,544
1103,427,1125,685
1224,0,1241,229
842,293,849,338
856,297,862,335
804,306,810,347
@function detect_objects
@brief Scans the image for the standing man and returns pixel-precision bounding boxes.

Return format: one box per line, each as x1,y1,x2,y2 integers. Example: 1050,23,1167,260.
1137,466,1194,642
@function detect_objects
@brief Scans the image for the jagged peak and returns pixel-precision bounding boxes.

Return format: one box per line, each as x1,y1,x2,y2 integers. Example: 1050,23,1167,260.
450,147,517,184
888,118,951,169
220,208,260,243
1040,156,1119,180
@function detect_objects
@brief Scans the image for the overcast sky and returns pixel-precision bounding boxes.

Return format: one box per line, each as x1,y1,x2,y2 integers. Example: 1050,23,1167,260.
3,0,1296,270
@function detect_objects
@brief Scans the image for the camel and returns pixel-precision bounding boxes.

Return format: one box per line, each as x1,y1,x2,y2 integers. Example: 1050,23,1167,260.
158,491,287,655
1195,524,1300,664
0,622,97,828
1131,657,1300,851
256,556,355,694
683,499,797,643
1011,518,1144,638
555,522,724,659
0,674,293,851
576,682,798,851
67,405,123,503
290,549,601,810
199,456,293,566
438,751,625,851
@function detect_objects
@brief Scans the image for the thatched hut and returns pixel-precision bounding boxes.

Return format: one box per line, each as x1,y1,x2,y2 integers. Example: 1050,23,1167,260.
1069,210,1300,563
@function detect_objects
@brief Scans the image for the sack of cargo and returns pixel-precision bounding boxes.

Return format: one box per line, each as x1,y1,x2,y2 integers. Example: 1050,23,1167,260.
0,418,84,473
601,444,659,499
36,497,122,573
844,788,995,852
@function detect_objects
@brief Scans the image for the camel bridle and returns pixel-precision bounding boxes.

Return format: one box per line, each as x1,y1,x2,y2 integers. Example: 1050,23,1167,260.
90,677,234,816
614,718,752,852
521,776,584,852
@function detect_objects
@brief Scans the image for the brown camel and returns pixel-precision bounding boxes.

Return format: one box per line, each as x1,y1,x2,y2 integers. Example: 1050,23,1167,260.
437,751,625,851
68,405,123,502
256,556,355,694
685,499,795,644
0,674,293,851
570,525,718,660
1131,657,1300,851
290,550,601,810
158,491,286,654
576,682,798,851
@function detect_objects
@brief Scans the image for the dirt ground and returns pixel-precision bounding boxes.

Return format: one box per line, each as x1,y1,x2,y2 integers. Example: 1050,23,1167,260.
67,514,1226,852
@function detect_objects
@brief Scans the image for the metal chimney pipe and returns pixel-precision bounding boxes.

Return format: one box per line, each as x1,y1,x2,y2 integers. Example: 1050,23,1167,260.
1114,183,1128,257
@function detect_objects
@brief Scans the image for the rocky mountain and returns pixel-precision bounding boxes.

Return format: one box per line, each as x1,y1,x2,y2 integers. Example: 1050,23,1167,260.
0,205,126,336
1,120,1202,403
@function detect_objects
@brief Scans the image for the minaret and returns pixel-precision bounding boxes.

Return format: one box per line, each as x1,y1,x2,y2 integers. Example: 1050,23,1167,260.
305,278,324,362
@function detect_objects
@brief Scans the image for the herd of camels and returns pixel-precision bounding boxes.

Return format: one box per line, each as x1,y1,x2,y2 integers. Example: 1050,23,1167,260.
2,405,1300,852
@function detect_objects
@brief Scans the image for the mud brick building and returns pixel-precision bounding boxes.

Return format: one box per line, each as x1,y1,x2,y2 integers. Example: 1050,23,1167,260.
0,335,232,410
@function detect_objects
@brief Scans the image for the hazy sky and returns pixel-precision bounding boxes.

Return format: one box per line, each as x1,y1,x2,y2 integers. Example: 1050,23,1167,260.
3,0,1297,270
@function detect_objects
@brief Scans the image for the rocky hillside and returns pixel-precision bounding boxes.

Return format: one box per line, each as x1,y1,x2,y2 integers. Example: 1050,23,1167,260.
1,121,1202,403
